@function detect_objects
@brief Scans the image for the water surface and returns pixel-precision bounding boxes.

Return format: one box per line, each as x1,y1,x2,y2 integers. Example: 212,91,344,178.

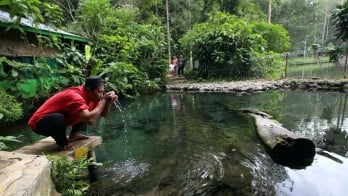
87,90,348,195
2,90,348,195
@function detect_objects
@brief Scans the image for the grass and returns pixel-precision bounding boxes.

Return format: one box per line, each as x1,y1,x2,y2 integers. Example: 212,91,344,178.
284,56,348,79
287,62,334,72
286,61,345,79
288,56,329,65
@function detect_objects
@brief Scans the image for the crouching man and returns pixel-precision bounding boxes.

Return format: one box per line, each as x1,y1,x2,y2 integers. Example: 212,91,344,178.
28,76,117,151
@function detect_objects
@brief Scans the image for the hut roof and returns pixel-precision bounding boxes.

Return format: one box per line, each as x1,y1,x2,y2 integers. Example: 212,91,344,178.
0,10,89,43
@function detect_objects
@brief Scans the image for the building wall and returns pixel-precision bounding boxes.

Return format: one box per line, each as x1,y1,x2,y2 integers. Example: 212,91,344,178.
0,29,58,57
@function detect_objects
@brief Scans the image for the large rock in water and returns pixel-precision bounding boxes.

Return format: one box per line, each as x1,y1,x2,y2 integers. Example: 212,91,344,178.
241,108,316,169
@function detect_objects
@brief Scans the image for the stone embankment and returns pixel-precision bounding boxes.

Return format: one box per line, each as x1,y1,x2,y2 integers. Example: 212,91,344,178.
165,79,348,93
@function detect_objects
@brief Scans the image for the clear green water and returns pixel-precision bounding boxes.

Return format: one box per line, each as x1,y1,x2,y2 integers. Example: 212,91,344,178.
3,90,348,195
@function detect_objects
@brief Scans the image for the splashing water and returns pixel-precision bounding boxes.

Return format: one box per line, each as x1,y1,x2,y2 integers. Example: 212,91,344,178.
112,100,131,156
113,100,127,131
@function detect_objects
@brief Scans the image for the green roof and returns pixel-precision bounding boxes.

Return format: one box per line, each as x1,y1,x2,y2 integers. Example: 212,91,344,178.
0,10,89,43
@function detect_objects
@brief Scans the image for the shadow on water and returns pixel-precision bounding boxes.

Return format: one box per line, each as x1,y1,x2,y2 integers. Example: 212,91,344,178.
2,90,348,195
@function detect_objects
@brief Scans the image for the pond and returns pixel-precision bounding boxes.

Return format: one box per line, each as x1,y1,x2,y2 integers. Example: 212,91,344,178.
2,90,348,195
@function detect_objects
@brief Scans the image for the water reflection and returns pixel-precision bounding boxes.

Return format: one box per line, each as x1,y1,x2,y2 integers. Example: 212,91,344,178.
275,152,348,196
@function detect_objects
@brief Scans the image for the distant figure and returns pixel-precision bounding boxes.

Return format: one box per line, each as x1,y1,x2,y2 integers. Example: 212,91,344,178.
169,62,175,76
178,55,185,76
172,56,179,76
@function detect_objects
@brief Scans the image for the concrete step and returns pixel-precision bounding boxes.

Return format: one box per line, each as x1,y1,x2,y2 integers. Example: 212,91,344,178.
0,151,59,196
0,136,102,196
167,76,187,84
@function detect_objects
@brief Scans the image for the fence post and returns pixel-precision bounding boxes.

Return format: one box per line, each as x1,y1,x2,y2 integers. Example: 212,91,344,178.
284,52,289,79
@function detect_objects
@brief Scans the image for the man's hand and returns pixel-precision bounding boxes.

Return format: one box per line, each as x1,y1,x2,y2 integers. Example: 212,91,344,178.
104,91,118,102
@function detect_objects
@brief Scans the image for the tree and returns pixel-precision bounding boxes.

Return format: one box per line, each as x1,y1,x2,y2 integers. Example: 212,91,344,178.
332,0,348,42
44,0,80,23
332,0,348,75
268,0,272,23
180,12,288,80
250,21,290,53
166,0,171,65
1,0,63,27
71,0,168,97
72,0,112,39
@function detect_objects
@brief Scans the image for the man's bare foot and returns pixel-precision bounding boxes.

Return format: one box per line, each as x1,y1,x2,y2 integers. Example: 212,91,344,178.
57,144,74,151
68,132,89,142
64,144,74,151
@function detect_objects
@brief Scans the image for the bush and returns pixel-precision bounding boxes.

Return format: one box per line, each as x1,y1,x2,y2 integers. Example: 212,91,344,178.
47,149,92,196
0,88,23,124
180,12,289,80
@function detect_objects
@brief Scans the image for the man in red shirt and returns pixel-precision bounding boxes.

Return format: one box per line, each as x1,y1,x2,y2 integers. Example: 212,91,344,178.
28,76,117,151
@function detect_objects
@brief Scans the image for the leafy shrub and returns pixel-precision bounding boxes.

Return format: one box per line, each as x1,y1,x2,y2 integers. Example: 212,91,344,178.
180,12,289,80
55,47,86,87
47,153,92,196
0,88,23,123
0,136,20,150
73,3,168,95
101,62,160,98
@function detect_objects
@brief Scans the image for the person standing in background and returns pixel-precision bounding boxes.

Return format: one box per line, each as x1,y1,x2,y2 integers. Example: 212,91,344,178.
178,55,185,76
172,55,179,76
169,60,175,76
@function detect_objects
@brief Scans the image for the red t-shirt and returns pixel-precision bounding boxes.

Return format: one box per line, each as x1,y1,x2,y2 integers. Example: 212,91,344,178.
28,86,99,130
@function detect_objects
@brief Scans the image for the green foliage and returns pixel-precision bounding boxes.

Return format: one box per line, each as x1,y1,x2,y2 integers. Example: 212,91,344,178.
131,0,162,23
251,52,283,79
231,0,267,21
72,3,167,96
73,0,113,39
271,0,323,50
0,56,62,99
0,136,20,150
0,88,23,123
180,12,287,80
311,43,320,50
1,0,63,26
250,21,290,53
47,155,92,196
101,62,160,98
328,46,343,64
332,1,348,41
55,47,86,86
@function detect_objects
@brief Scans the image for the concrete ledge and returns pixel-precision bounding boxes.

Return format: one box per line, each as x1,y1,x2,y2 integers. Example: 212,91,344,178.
14,136,102,157
0,151,59,196
1,136,102,196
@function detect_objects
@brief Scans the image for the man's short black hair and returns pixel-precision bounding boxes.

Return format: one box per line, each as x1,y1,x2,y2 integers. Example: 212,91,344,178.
84,76,104,91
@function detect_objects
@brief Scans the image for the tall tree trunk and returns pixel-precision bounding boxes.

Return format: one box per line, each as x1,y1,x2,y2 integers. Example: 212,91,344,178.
268,0,272,23
166,0,171,66
200,0,209,22
321,5,328,45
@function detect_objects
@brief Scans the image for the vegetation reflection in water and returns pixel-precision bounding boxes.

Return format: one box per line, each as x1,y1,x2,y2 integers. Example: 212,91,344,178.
85,90,348,195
